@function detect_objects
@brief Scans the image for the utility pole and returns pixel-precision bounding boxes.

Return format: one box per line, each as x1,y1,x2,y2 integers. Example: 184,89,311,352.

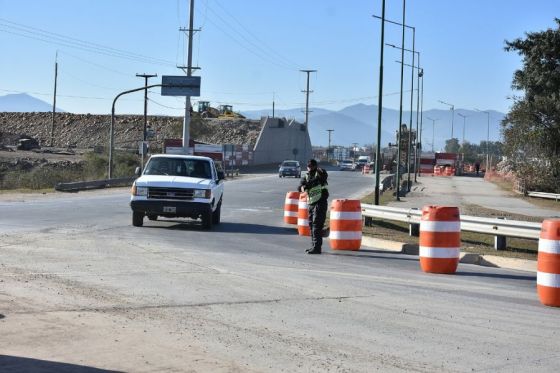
136,73,157,169
300,69,316,161
178,0,200,154
326,129,334,162
272,92,275,118
50,51,58,147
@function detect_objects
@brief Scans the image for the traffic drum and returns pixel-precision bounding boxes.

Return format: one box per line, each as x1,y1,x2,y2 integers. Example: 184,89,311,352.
329,199,362,250
538,219,560,307
419,206,461,274
283,191,300,225
297,192,310,236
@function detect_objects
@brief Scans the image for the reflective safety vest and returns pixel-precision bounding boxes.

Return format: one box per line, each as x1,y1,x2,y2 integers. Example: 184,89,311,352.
306,171,328,205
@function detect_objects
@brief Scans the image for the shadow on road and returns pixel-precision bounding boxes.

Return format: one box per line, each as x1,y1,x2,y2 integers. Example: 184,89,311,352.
0,355,121,373
455,271,536,281
141,220,295,235
328,249,418,262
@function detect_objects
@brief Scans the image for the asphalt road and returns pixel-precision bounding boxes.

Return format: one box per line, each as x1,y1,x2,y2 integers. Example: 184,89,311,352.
0,170,558,372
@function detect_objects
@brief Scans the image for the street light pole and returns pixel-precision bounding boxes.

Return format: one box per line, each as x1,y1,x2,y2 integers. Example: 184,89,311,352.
475,108,491,171
438,100,455,140
426,117,439,153
457,113,468,145
326,129,334,162
372,0,386,206
389,44,421,184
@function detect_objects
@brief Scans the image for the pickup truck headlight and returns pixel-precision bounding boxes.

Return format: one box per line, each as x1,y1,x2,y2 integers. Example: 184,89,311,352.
193,189,211,198
131,185,148,196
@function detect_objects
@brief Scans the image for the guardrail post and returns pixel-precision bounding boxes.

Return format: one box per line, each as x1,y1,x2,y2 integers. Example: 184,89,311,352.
409,208,420,236
494,217,506,250
409,223,420,237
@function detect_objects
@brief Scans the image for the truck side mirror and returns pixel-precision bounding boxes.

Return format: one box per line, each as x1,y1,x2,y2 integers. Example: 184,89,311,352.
135,167,141,176
217,171,225,181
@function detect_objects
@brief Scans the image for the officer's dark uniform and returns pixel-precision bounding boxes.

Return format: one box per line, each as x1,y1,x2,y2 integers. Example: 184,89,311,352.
299,160,329,254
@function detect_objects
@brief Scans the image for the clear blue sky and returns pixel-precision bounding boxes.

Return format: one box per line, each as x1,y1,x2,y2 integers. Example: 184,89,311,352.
0,0,557,115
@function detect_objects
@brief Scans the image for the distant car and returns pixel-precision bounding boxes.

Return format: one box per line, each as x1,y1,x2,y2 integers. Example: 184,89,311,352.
339,159,356,171
279,160,301,178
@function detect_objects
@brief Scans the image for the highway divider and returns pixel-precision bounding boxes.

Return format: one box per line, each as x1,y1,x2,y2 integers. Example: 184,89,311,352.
55,177,135,192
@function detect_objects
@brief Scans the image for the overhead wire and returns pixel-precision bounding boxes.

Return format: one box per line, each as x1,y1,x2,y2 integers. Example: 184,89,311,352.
212,0,300,69
0,18,176,67
194,6,298,71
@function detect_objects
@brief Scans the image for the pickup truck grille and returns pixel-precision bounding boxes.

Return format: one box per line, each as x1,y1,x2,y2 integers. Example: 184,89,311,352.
148,187,194,200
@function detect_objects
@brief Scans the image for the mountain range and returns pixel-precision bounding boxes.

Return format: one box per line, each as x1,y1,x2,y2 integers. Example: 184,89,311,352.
0,93,504,151
242,104,505,151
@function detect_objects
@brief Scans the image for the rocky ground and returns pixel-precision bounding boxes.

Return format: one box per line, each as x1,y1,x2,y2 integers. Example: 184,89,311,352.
0,112,262,150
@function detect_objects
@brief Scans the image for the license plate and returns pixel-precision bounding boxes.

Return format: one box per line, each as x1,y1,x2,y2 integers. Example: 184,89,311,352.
163,206,176,213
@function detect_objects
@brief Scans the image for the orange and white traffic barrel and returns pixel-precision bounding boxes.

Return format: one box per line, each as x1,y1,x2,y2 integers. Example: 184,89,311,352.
297,192,310,236
283,191,300,225
419,206,461,274
538,219,560,307
329,199,362,250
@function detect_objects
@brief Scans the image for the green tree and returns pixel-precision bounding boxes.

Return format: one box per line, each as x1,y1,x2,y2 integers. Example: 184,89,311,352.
444,138,460,153
503,19,560,191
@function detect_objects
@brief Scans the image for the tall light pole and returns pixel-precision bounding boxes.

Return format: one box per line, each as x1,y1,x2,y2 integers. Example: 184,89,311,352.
426,117,439,152
475,108,491,171
438,100,455,140
457,113,468,145
389,43,421,184
373,4,414,201
326,129,334,162
371,0,386,205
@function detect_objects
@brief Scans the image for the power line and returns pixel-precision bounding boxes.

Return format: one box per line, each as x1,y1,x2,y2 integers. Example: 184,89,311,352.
0,18,176,67
211,0,300,69
194,8,298,71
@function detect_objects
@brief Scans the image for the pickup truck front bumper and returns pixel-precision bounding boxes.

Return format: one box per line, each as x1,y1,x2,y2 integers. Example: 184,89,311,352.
130,200,212,218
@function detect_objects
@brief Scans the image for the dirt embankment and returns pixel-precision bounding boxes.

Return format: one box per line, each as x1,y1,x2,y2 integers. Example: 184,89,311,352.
0,112,262,150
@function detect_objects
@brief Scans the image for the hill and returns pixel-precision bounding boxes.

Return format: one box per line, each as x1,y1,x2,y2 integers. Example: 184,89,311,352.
0,93,65,112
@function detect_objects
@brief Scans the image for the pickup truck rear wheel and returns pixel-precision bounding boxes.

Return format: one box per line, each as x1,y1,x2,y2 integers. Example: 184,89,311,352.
202,210,213,230
132,212,144,227
147,214,158,221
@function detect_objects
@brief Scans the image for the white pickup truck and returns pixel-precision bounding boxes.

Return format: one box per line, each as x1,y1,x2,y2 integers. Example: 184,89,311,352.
130,154,225,229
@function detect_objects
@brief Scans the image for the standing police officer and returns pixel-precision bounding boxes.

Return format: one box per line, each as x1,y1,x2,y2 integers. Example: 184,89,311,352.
299,159,329,254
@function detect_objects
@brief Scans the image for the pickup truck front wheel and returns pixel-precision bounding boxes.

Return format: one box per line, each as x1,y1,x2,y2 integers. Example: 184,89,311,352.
132,212,144,227
212,201,221,225
202,210,213,230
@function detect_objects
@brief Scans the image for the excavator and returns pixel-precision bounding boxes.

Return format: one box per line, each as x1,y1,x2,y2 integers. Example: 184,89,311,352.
197,101,245,119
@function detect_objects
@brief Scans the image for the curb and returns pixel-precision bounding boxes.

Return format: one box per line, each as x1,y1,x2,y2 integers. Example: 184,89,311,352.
360,237,536,273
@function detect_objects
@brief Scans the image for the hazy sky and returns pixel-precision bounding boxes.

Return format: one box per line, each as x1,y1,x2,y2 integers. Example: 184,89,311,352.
0,0,557,115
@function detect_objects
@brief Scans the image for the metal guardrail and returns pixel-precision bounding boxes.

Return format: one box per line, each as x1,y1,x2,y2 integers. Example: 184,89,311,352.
55,177,135,192
361,204,542,249
225,169,239,177
527,191,560,201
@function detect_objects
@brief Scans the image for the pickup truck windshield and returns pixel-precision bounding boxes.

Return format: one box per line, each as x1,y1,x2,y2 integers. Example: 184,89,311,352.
144,158,211,179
